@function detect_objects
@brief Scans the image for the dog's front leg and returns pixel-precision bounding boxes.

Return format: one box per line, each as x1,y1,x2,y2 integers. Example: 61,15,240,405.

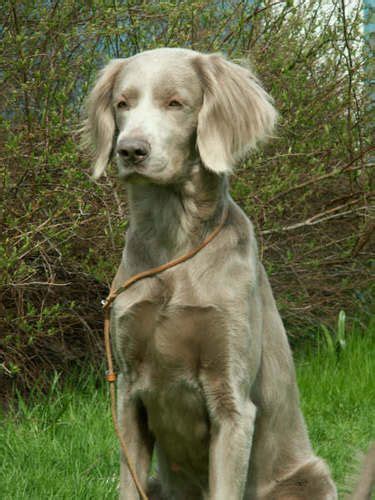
117,373,154,500
208,399,256,500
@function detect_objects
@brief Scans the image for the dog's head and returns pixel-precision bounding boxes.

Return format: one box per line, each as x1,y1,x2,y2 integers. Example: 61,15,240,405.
81,48,277,183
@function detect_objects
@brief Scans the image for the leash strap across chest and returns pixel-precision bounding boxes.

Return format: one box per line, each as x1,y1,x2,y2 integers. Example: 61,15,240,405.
102,208,228,500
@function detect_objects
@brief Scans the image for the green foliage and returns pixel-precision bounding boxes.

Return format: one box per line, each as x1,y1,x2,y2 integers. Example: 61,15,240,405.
320,309,347,355
0,1,372,396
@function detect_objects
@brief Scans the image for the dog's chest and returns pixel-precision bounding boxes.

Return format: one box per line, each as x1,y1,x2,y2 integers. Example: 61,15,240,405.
112,270,229,389
112,272,227,470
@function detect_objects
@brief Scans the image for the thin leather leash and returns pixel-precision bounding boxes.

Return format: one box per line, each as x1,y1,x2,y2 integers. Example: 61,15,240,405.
102,208,228,500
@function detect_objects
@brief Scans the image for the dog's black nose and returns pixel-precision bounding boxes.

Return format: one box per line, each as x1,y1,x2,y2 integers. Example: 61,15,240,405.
117,138,151,163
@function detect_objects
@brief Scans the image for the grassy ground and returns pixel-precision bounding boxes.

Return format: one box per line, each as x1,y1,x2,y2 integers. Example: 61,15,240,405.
1,325,374,499
296,325,374,498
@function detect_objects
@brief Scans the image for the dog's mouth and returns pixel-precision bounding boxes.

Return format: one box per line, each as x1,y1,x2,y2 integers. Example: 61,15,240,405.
117,156,147,174
118,163,148,181
117,157,169,183
120,171,152,184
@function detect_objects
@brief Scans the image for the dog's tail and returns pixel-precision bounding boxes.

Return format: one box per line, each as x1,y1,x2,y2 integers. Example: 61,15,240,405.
347,443,375,500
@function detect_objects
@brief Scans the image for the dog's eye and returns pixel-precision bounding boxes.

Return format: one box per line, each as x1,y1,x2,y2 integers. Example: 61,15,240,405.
168,99,183,108
117,100,129,109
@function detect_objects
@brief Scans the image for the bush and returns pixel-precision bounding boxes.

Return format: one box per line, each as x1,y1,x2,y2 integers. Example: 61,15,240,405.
0,0,372,398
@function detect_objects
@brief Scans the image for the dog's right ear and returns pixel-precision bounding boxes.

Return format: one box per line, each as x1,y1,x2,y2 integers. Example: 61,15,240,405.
80,59,126,179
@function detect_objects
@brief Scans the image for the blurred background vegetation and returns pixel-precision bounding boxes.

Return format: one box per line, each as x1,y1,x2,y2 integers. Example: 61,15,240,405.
0,0,373,401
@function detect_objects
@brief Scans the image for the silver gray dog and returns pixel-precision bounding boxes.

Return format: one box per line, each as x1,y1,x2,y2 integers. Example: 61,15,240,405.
82,48,337,499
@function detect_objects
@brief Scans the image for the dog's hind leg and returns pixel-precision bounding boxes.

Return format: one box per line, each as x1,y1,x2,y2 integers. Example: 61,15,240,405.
263,458,337,500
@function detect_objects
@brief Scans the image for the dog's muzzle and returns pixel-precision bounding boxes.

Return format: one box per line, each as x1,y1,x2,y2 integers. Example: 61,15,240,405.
117,137,151,164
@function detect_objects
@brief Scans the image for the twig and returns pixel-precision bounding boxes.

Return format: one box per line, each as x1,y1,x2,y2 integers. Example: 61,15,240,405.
269,148,374,202
5,281,72,287
261,204,367,235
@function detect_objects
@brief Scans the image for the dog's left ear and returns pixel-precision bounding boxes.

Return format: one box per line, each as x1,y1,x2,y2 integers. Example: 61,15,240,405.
193,54,277,174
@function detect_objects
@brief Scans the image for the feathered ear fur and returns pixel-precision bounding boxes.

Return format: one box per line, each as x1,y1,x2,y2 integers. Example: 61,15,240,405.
192,54,277,174
80,59,126,179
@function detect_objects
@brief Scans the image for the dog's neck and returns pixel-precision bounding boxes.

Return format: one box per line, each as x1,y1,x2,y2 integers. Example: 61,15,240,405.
125,163,228,265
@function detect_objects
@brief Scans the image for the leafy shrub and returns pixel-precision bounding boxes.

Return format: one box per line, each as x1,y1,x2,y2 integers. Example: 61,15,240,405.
0,0,372,398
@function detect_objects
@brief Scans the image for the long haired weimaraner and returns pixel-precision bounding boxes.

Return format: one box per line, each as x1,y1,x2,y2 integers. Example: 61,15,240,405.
82,48,337,499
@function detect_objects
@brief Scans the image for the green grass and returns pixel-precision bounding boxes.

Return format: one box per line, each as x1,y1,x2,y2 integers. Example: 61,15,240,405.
0,371,119,499
295,325,375,498
1,325,374,499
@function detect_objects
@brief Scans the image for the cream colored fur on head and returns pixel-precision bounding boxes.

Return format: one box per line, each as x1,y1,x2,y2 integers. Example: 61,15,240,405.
81,50,277,179
193,54,277,174
81,59,126,179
